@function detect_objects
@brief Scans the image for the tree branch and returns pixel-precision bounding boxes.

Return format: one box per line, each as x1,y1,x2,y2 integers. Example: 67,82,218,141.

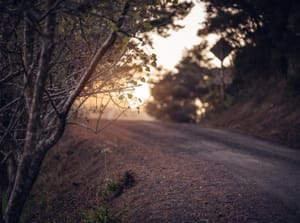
62,0,131,115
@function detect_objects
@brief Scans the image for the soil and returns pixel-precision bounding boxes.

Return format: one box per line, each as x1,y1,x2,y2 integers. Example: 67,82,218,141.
26,120,300,223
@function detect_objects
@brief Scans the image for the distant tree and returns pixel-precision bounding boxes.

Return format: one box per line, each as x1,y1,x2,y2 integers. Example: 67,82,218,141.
146,42,219,123
0,1,193,222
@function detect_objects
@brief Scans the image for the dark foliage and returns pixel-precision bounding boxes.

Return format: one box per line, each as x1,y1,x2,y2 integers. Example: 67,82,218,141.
200,0,300,90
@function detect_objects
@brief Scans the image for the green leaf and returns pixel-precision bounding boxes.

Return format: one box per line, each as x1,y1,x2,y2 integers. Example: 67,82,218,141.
138,67,143,72
112,25,119,32
151,53,157,59
60,26,65,33
151,61,157,67
133,13,141,21
110,22,118,32
122,35,129,44
143,22,152,30
154,0,160,5
85,28,91,35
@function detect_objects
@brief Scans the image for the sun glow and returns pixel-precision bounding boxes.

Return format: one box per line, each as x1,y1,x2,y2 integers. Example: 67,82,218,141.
133,82,151,101
151,1,206,70
125,82,151,110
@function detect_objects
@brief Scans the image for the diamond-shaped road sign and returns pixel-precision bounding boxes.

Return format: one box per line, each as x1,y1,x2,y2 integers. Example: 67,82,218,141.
210,38,233,61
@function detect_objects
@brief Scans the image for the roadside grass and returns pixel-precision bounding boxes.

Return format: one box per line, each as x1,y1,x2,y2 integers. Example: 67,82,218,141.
84,170,136,223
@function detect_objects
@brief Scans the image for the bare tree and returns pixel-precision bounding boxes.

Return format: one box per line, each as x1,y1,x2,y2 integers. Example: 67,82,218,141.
0,0,192,222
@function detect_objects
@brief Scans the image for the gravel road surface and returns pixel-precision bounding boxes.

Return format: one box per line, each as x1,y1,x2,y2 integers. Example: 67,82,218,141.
97,120,300,223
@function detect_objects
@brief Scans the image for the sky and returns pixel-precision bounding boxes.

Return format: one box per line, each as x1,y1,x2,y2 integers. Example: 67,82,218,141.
150,1,207,70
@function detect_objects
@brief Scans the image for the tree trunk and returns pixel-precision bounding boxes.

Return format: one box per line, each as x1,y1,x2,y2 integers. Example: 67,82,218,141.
6,157,16,200
2,1,57,222
3,151,46,223
1,1,131,221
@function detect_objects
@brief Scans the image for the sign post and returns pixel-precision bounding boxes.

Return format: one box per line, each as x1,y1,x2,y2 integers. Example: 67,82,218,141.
210,38,233,102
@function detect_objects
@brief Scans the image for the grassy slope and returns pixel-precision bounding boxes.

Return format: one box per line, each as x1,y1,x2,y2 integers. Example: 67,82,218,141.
202,80,300,149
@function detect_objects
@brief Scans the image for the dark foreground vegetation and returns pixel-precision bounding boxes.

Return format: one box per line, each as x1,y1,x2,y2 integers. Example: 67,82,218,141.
0,0,192,222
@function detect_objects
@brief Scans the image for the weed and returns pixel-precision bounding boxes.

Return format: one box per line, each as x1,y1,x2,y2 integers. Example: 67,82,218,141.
89,148,136,222
102,178,122,199
101,147,112,180
82,206,114,223
101,170,135,200
105,179,119,193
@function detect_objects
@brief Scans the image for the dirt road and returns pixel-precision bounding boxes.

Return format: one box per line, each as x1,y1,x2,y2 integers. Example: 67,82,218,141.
35,120,300,222
97,120,300,222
